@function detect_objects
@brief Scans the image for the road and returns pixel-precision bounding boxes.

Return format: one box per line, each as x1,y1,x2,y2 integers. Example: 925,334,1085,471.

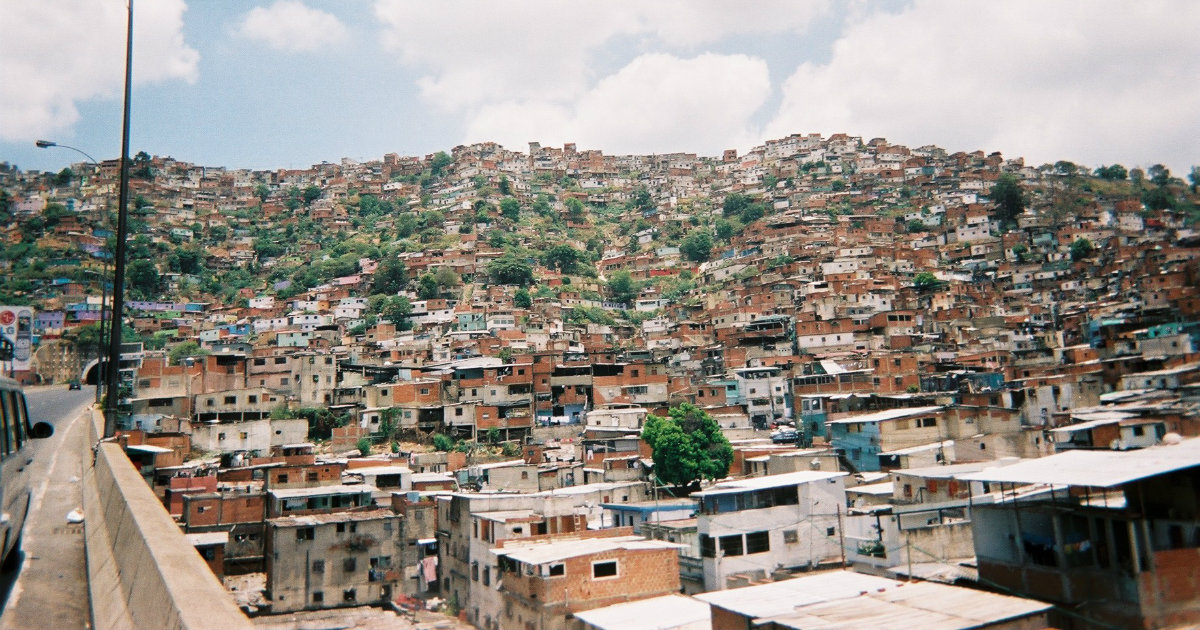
0,385,94,630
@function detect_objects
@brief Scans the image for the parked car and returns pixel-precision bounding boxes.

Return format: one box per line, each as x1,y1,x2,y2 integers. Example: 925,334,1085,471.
771,429,799,444
67,380,81,390
0,377,55,571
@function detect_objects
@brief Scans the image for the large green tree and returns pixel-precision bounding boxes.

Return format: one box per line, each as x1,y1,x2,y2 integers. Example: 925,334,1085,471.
487,253,534,286
641,403,733,488
606,270,638,304
373,257,408,295
542,244,583,274
679,230,713,263
988,173,1025,226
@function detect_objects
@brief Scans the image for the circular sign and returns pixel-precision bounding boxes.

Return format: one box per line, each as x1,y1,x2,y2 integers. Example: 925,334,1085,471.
0,310,13,326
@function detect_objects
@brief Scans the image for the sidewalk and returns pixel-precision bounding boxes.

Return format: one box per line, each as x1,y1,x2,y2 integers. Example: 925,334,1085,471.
1,406,91,630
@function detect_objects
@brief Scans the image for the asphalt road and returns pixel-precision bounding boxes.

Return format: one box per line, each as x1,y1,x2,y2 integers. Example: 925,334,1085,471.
0,385,94,629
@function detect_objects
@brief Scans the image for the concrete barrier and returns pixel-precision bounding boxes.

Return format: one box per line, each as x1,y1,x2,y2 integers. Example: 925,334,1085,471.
83,410,253,629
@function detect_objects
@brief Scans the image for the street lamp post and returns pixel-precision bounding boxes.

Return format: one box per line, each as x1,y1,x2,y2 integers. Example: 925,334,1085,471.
35,140,109,403
105,0,135,437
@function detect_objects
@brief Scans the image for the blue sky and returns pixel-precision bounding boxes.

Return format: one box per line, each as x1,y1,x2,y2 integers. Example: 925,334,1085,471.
3,0,1197,175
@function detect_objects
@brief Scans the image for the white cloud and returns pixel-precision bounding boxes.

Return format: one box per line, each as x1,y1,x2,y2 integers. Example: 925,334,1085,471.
765,0,1200,172
466,53,771,155
0,0,198,142
234,1,347,53
372,1,826,122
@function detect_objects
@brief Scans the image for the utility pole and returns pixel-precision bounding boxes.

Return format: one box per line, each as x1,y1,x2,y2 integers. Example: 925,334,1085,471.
104,0,134,437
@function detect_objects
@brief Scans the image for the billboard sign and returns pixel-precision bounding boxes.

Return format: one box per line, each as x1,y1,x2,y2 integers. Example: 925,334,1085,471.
0,306,35,372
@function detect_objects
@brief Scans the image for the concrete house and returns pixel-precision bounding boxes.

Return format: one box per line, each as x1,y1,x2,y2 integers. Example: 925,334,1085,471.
264,509,403,613
694,471,847,590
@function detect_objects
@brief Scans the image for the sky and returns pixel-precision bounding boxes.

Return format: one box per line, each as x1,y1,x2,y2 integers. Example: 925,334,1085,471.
2,0,1198,176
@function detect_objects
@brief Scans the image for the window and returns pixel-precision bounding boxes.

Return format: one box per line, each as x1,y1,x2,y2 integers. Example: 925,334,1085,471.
218,432,226,441
296,527,314,541
224,396,237,404
920,417,937,427
548,563,564,576
719,534,744,557
279,474,289,483
746,531,770,554
248,395,258,404
455,408,464,417
1133,426,1145,437
592,560,618,579
344,557,357,572
482,567,490,586
700,534,716,558
312,560,325,573
312,591,323,604
239,431,248,440
343,588,356,602
783,529,798,544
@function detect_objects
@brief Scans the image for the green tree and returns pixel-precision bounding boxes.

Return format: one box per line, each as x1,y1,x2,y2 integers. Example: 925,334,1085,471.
380,295,413,329
55,167,74,186
714,218,736,241
679,230,713,263
429,152,453,178
499,197,520,221
168,340,209,365
1070,237,1095,261
254,183,270,203
498,175,512,195
373,257,408,295
542,244,583,274
487,253,534,286
418,273,439,299
1148,164,1171,187
913,271,939,291
127,259,160,298
302,184,322,207
606,270,638,304
356,437,372,457
564,197,586,222
432,433,454,452
513,288,532,308
988,173,1025,226
722,193,752,217
641,403,733,488
906,219,926,233
1094,164,1127,180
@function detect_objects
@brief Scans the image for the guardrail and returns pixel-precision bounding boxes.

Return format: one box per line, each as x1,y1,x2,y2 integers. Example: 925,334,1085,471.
82,409,253,629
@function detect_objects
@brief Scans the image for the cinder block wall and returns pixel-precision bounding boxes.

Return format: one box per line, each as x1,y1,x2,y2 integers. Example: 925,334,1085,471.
83,410,253,630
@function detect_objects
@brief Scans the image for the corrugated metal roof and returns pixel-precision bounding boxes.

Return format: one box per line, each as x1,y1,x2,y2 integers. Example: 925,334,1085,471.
825,405,944,425
492,535,683,564
693,470,846,498
573,594,710,630
957,437,1200,488
695,570,1051,628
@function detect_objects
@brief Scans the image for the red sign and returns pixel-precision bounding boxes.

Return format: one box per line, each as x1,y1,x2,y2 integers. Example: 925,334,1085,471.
0,310,13,326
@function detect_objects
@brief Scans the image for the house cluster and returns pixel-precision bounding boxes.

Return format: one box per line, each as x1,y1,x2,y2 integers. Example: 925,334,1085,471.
4,132,1200,626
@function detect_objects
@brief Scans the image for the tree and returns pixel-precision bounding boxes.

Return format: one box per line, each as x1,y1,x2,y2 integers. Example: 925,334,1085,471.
356,437,372,457
913,271,939,291
168,340,209,365
906,219,926,233
434,266,458,290
418,273,439,299
606,270,638,305
722,193,752,217
714,218,736,241
1189,166,1200,193
498,175,512,195
380,295,413,329
542,244,582,274
302,184,322,207
55,168,73,186
127,259,160,298
432,433,454,452
513,288,532,308
499,197,520,221
1094,164,1127,180
640,403,733,488
1070,237,1095,261
679,230,713,263
487,253,534,287
564,197,586,222
373,257,408,295
254,183,270,203
429,151,453,178
1148,164,1171,187
988,173,1025,226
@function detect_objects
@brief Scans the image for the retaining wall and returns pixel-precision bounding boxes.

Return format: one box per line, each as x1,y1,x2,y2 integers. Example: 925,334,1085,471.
83,410,253,629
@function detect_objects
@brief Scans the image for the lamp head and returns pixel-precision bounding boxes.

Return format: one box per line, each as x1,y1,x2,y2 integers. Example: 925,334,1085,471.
35,140,56,148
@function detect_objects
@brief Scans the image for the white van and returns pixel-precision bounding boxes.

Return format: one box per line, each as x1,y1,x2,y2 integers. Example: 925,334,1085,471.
0,377,55,570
